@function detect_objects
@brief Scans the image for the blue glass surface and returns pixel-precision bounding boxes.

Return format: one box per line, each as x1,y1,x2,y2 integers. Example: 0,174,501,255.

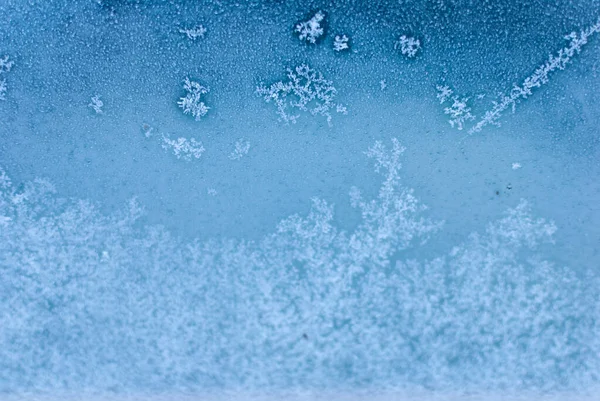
1,1,599,399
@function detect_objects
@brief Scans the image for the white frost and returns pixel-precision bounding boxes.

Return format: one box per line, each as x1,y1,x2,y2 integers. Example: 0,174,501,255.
295,11,325,44
177,77,210,121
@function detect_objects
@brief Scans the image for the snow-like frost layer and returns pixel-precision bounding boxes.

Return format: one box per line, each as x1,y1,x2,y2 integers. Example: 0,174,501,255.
0,140,598,394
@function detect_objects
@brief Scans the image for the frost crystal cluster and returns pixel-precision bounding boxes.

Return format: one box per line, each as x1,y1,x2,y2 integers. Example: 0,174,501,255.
295,11,325,44
177,77,209,121
0,55,14,100
228,139,251,160
395,35,421,58
179,25,207,40
161,135,205,161
333,34,349,52
88,94,103,114
256,64,347,125
436,85,475,130
469,17,600,134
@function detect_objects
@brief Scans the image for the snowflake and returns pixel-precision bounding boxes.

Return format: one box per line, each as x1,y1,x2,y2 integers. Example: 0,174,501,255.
395,35,421,58
161,135,205,161
177,77,209,121
179,25,207,40
229,139,250,160
256,64,346,125
333,35,349,52
88,95,103,114
295,11,325,44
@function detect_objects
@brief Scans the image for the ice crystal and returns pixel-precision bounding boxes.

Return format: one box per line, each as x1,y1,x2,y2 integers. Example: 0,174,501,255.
395,35,421,58
333,34,349,52
436,85,475,130
256,64,346,125
0,55,13,74
444,96,475,130
0,167,10,189
228,139,250,160
436,85,453,104
295,11,325,44
141,123,154,138
88,95,103,114
469,16,600,134
177,77,209,121
512,162,522,170
161,135,205,161
0,55,13,100
179,25,207,40
0,79,6,101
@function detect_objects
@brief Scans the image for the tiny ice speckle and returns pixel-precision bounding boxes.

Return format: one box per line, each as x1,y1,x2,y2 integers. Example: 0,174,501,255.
512,162,522,170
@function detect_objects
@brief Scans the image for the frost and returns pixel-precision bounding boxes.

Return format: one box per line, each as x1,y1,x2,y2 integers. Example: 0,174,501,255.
179,25,206,40
512,162,522,170
0,167,10,189
0,55,13,73
387,201,588,391
436,85,475,130
161,135,205,161
380,79,387,90
177,77,209,121
88,95,103,114
256,64,347,125
141,123,154,138
436,85,453,104
295,11,325,44
444,97,475,130
229,139,250,160
0,140,597,392
0,55,13,100
469,16,600,134
335,104,348,114
0,79,6,101
395,35,421,58
333,34,349,52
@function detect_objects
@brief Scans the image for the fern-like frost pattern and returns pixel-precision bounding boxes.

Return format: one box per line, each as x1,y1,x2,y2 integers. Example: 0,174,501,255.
0,139,597,393
257,64,347,125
